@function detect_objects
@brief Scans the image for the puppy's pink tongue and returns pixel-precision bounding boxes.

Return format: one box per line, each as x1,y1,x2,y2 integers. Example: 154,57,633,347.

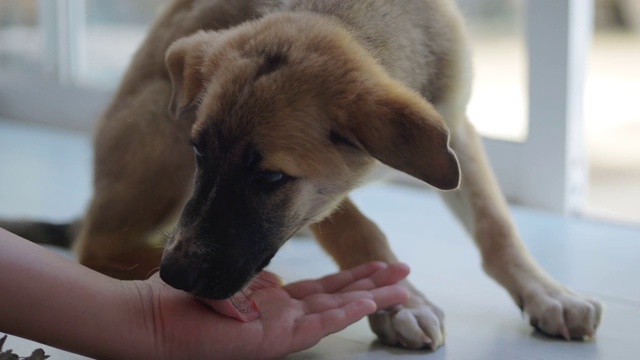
199,293,260,322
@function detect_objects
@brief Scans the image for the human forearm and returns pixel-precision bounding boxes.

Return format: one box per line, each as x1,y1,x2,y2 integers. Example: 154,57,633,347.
0,228,151,359
0,228,412,359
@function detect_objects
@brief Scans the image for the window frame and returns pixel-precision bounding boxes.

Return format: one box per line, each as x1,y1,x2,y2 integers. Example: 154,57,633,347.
485,0,594,213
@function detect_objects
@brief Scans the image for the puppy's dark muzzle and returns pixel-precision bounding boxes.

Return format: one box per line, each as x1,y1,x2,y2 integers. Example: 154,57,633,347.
159,254,201,293
159,252,247,299
159,245,278,299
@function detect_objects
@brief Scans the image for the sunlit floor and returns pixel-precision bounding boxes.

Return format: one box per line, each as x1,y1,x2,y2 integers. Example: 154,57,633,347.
0,120,639,359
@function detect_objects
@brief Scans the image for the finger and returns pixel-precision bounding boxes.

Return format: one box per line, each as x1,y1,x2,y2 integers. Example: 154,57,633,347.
339,262,410,293
292,299,377,352
247,271,284,291
303,285,409,314
285,262,387,299
373,285,410,310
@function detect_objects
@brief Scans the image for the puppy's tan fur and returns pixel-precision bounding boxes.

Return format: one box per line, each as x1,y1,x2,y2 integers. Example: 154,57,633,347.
72,0,601,350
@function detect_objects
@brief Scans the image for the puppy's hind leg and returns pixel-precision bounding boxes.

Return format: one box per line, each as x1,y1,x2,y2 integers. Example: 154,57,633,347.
438,106,602,340
311,198,446,350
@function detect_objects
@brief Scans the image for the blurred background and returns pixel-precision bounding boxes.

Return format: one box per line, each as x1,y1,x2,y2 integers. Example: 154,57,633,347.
0,0,638,225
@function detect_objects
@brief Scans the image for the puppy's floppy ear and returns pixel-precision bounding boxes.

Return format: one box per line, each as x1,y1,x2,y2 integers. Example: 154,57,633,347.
165,31,218,119
348,83,460,190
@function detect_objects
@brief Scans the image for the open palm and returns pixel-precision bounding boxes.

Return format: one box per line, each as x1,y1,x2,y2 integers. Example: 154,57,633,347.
141,262,410,360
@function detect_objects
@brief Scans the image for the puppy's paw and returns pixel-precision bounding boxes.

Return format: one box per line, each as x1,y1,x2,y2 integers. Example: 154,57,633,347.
520,284,603,341
368,295,445,350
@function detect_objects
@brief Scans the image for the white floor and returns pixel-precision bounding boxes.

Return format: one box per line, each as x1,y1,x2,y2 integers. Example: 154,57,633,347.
1,119,639,360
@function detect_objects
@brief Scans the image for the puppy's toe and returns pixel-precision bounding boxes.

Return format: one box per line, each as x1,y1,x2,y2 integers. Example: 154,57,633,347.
369,303,445,350
522,286,603,341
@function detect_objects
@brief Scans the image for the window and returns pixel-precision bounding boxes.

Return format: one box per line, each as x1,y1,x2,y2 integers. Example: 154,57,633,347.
459,0,528,142
80,0,165,88
585,3,640,224
0,0,43,76
0,0,165,129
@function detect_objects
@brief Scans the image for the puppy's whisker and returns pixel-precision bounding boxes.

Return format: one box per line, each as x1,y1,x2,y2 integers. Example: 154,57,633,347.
126,264,140,271
154,228,173,241
146,267,160,278
298,204,336,226
252,274,283,288
318,190,338,202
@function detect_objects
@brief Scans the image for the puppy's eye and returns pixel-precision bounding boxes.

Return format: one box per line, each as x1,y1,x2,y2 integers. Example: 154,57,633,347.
256,171,284,183
189,140,204,159
255,170,293,190
192,145,204,158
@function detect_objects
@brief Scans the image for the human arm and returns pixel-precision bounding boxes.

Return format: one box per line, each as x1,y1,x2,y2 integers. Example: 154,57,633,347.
0,228,410,359
0,228,142,359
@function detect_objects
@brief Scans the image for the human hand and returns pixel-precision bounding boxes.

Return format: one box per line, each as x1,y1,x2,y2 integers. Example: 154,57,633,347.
128,262,410,360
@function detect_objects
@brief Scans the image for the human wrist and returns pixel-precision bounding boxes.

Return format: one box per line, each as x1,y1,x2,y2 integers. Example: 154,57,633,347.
116,278,164,360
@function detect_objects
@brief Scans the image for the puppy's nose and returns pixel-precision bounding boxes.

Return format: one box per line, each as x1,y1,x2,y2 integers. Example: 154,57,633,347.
159,255,200,292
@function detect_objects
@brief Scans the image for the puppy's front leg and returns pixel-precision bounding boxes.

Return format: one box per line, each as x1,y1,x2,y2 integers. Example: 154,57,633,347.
442,117,602,340
311,198,445,350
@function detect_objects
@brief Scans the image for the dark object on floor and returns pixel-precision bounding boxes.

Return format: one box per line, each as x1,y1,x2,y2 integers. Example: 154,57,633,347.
0,335,50,360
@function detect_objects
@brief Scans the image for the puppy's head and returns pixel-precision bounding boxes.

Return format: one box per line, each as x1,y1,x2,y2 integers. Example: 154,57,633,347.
159,15,460,299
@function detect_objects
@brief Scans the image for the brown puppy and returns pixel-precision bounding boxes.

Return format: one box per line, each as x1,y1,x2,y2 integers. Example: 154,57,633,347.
43,0,603,351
